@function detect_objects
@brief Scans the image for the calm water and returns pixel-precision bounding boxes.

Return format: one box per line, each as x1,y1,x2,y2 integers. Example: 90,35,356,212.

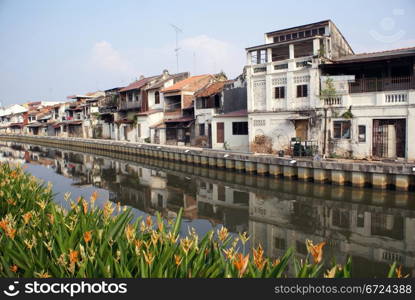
1,140,414,278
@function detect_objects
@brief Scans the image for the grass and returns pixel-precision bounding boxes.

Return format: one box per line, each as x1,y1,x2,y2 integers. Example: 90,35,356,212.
0,163,408,278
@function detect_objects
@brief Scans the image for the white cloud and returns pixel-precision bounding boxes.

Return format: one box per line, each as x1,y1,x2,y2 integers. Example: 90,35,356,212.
90,41,134,75
179,35,244,78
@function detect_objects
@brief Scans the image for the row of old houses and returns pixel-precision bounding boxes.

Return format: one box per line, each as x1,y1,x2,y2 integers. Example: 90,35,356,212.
1,20,415,160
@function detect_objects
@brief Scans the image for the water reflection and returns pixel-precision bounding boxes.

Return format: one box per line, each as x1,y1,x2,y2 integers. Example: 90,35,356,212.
1,141,414,277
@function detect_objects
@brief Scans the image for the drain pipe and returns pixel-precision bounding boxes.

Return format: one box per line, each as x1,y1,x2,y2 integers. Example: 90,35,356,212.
323,108,327,156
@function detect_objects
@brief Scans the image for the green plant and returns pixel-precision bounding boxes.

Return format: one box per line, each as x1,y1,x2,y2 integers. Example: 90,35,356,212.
0,163,406,278
341,106,354,119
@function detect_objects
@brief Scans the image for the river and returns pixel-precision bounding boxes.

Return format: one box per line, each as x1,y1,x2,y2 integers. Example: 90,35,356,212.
1,140,414,277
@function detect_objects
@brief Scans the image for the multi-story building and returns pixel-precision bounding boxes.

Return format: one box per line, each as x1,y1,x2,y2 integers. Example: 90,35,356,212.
245,20,353,155
246,19,415,161
193,74,249,151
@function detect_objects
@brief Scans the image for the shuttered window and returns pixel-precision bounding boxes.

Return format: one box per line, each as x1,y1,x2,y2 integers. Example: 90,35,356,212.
217,122,224,143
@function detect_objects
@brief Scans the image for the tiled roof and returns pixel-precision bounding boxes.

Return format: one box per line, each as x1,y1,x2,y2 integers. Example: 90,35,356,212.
146,72,190,90
194,81,229,97
333,46,415,63
136,109,163,116
120,76,159,92
161,75,212,93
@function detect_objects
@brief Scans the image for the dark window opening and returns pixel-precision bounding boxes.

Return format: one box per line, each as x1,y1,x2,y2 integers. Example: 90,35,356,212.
358,125,366,142
275,86,285,99
333,121,351,139
232,122,248,135
155,91,160,104
199,123,205,136
318,27,325,35
296,84,308,98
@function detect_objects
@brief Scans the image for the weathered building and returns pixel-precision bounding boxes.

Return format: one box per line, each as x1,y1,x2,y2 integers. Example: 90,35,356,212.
246,20,353,156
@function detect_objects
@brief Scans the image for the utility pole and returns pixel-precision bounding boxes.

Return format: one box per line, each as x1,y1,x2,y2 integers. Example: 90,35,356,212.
170,24,182,73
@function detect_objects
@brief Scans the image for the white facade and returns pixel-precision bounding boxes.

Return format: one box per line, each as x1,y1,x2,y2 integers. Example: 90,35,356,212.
211,115,249,151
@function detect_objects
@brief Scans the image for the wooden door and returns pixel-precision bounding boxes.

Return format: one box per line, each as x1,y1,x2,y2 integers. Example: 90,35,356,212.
217,122,224,143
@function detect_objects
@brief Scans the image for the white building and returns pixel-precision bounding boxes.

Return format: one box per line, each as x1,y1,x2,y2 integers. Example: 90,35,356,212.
246,20,415,161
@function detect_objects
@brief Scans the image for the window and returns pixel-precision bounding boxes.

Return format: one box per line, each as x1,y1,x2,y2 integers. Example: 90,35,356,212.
232,122,248,135
299,31,304,38
274,86,285,99
275,237,286,250
199,123,205,136
318,27,325,35
312,29,318,36
292,32,298,39
250,50,267,65
358,125,366,142
296,84,308,98
333,121,351,139
128,93,133,102
155,91,160,104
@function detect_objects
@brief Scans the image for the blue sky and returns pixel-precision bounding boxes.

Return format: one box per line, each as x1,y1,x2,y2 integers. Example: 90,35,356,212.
0,0,414,106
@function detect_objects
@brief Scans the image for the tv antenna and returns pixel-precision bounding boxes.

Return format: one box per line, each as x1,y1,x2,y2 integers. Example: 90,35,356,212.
170,24,182,72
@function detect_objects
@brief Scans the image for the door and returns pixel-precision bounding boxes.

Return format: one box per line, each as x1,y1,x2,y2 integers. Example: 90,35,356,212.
372,119,406,158
295,120,308,141
208,124,212,148
217,122,224,143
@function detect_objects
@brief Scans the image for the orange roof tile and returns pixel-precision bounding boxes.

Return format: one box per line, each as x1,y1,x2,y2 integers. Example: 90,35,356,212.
161,75,212,93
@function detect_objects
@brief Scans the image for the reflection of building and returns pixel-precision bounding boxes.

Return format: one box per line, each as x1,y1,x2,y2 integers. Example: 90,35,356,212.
249,192,415,277
1,141,414,277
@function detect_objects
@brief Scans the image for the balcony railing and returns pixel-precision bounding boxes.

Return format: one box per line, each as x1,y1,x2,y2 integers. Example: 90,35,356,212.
322,96,343,106
349,76,415,93
164,102,181,112
118,101,142,110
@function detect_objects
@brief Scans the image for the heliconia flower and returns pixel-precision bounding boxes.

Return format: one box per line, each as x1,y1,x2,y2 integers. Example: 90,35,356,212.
143,250,155,265
6,199,16,206
151,231,160,246
272,258,281,267
47,213,54,224
124,224,135,243
174,254,183,266
233,253,249,277
217,226,229,242
223,247,236,260
180,237,193,255
5,227,16,239
117,202,121,213
82,200,88,214
36,199,47,210
324,265,338,278
9,265,18,273
146,215,153,227
166,232,178,243
69,250,79,264
253,244,266,270
90,191,98,206
83,231,92,244
34,271,51,278
306,239,326,264
239,232,250,245
395,265,409,278
22,212,32,224
0,219,9,231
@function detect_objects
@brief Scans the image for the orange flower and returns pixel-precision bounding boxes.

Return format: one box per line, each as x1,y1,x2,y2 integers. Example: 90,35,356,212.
145,215,153,227
5,227,16,239
306,239,326,264
395,265,409,278
9,265,18,273
253,244,266,270
174,254,183,266
233,253,249,277
6,199,16,206
22,212,32,224
124,224,135,243
90,191,98,205
218,226,229,242
0,219,8,231
83,231,92,244
69,250,79,264
82,200,88,214
47,213,54,224
143,250,155,265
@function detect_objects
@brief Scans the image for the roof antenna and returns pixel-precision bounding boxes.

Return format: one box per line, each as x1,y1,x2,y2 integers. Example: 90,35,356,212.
170,24,183,73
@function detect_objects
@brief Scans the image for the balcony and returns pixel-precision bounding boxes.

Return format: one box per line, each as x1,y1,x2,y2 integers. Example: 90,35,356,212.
164,102,182,119
118,101,141,111
322,96,343,107
349,76,415,93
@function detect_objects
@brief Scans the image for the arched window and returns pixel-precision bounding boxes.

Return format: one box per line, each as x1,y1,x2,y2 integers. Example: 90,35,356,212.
155,91,160,104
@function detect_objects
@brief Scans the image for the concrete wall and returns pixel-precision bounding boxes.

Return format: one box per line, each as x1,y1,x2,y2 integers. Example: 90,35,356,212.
212,116,249,151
